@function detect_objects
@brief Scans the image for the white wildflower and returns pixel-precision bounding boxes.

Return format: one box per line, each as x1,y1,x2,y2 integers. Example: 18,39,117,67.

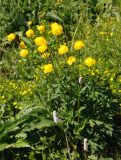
83,138,88,152
53,110,59,123
79,76,82,84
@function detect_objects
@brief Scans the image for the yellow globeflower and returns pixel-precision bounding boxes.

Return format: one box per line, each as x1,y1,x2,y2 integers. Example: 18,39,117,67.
34,37,47,46
37,25,45,32
67,56,76,65
43,64,53,74
7,33,16,41
58,45,69,55
37,45,47,53
41,53,50,59
26,29,34,38
20,41,26,48
84,57,96,67
74,40,85,50
19,49,28,57
51,23,63,36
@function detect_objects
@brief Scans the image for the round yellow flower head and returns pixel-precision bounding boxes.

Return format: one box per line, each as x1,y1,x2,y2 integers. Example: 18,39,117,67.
41,53,50,59
58,45,69,55
20,41,26,48
67,56,76,65
7,33,16,41
43,64,53,74
84,57,96,67
51,23,63,36
74,40,85,50
19,49,28,57
37,45,47,53
37,25,45,32
34,37,47,46
26,29,34,38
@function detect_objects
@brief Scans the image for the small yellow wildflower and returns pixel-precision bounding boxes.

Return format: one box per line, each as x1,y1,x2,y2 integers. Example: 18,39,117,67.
41,53,50,59
13,102,17,106
58,45,69,55
21,91,27,95
26,29,34,38
112,90,116,93
34,37,47,46
84,57,96,67
20,41,26,48
110,32,113,36
37,45,48,53
99,32,104,35
51,23,63,36
1,96,5,99
37,25,45,32
7,33,16,41
91,72,95,76
95,69,99,73
118,90,121,93
43,64,53,74
67,56,76,65
3,100,6,103
19,49,28,57
110,77,114,81
74,40,85,50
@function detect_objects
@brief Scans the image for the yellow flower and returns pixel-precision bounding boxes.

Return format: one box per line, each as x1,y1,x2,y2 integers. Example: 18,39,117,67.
26,29,34,38
27,21,32,26
67,56,76,65
20,41,26,48
74,40,85,50
37,25,45,32
84,57,96,67
34,37,47,46
19,49,28,57
41,53,50,59
7,33,16,41
58,45,69,55
43,64,53,74
37,45,48,53
51,23,63,35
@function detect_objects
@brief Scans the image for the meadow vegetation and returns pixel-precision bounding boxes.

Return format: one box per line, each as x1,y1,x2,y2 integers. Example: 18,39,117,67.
0,0,121,159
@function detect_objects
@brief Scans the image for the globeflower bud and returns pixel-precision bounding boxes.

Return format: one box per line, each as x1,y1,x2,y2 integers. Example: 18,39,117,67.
58,45,69,55
26,29,34,38
37,25,45,32
67,56,76,65
19,49,28,58
7,33,16,41
74,40,85,50
51,23,63,36
37,44,47,53
84,57,96,67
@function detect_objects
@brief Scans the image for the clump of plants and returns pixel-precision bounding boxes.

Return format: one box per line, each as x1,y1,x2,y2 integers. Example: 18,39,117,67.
0,15,121,159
